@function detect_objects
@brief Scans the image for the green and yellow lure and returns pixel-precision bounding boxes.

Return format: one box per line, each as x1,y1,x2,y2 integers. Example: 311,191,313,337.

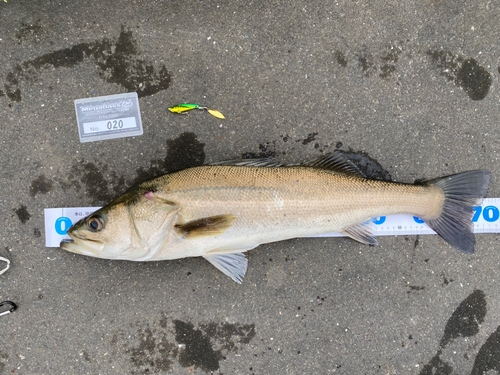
168,104,225,119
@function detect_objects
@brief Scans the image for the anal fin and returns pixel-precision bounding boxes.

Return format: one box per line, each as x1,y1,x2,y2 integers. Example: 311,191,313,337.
341,221,378,246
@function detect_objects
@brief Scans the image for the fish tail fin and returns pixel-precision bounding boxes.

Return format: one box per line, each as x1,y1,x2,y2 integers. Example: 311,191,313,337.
425,170,490,254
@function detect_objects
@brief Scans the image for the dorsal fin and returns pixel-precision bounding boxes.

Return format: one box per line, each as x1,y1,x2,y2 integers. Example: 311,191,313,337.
210,151,364,176
302,152,365,177
210,159,284,167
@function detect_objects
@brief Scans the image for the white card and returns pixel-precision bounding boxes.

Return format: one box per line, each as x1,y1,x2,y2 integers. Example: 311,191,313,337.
74,92,143,143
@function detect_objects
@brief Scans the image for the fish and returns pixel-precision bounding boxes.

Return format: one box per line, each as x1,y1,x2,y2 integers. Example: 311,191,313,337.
60,152,490,283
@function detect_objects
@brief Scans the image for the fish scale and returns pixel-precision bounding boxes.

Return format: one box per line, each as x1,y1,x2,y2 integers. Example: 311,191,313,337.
161,165,442,225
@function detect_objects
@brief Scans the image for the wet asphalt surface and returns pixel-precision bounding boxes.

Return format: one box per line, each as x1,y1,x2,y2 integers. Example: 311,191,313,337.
1,0,500,374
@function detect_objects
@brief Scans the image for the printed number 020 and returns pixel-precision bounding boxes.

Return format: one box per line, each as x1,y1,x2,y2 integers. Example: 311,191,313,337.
472,206,500,223
106,120,124,130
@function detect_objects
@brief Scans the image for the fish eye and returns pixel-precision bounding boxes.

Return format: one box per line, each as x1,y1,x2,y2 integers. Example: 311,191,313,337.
88,216,104,231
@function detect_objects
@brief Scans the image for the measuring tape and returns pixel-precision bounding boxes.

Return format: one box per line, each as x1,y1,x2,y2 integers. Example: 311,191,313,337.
314,197,500,238
44,198,500,247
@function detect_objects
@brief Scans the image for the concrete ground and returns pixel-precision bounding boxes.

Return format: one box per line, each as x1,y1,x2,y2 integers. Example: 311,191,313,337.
1,0,500,374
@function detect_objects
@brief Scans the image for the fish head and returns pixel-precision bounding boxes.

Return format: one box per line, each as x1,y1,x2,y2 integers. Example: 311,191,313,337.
60,188,180,260
60,202,136,259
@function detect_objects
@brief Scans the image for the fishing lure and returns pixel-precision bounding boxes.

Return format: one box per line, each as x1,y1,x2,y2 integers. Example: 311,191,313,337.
168,104,201,114
168,104,225,119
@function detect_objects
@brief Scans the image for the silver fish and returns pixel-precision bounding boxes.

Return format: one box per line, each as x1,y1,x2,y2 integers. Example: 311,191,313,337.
61,152,490,283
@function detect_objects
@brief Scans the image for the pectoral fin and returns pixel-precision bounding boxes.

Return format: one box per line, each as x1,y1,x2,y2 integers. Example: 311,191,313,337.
342,221,378,246
203,253,248,284
175,215,237,239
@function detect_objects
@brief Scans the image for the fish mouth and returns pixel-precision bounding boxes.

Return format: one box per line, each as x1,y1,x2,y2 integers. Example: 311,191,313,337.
60,237,103,256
